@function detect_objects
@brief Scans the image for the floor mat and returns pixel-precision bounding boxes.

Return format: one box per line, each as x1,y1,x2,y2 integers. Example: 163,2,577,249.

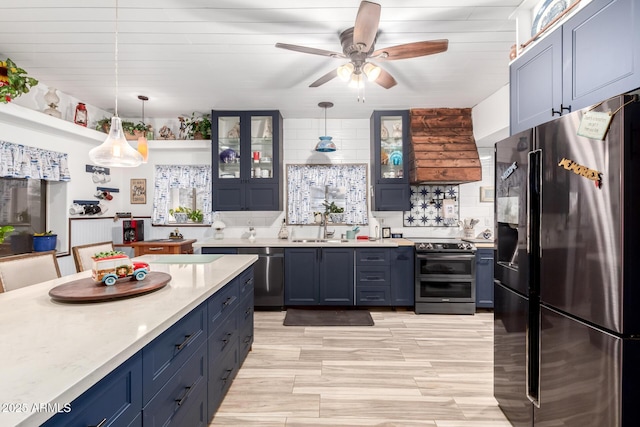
283,308,374,326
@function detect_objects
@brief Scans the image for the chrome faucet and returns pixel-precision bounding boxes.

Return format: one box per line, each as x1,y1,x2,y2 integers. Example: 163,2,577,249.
322,213,334,239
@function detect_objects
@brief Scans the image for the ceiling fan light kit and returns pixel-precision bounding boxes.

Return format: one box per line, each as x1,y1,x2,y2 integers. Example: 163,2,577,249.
275,0,448,96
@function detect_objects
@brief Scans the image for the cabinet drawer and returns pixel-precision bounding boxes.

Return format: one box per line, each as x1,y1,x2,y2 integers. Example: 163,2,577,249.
356,265,390,286
208,341,239,419
142,303,206,404
42,352,142,427
356,286,391,306
356,248,390,265
238,292,254,362
208,279,239,335
238,267,254,300
143,342,207,427
209,313,238,360
138,245,173,255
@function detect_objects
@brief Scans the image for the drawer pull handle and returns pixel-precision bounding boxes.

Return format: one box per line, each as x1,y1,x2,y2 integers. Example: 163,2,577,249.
222,297,233,307
244,335,253,343
175,334,194,351
221,368,233,383
366,276,382,280
90,419,107,427
222,332,233,345
148,247,164,251
245,308,252,316
174,385,192,406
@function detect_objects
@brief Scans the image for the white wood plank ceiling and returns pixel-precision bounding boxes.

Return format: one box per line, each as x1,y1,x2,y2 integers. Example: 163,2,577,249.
0,0,523,119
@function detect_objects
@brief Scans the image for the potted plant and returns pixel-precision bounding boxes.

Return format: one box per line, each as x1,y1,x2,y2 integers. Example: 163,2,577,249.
182,113,212,140
122,121,151,140
95,118,111,133
0,225,14,244
0,58,38,103
169,207,204,223
32,230,57,252
323,200,345,223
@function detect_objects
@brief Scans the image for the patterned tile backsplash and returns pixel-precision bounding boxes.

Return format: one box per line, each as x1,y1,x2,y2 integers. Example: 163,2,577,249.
404,185,460,227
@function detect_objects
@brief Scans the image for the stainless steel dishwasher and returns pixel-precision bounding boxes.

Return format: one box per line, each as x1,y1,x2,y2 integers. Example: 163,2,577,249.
237,247,284,309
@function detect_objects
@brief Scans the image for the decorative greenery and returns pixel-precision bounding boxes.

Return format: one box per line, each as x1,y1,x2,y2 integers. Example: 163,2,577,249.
95,118,150,134
33,230,55,236
0,58,38,103
322,201,344,214
182,113,212,140
0,225,15,244
169,206,204,223
93,250,126,259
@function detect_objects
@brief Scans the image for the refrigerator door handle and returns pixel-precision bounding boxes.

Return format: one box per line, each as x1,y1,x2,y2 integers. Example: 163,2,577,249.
526,301,541,407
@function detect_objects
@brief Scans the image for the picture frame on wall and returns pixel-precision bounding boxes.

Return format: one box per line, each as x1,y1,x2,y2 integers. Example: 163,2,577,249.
130,179,147,204
480,186,495,203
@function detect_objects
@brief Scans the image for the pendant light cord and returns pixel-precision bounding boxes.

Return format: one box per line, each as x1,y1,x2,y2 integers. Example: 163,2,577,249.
114,0,119,117
324,106,327,135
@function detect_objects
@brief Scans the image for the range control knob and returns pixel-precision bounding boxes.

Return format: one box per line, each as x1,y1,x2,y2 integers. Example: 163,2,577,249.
425,243,433,250
458,243,466,249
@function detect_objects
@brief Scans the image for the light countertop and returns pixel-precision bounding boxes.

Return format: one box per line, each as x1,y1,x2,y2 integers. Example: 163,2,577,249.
0,254,257,427
193,237,415,248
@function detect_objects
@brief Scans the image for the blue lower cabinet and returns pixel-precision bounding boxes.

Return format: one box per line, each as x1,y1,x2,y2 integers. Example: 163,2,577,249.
142,302,206,404
42,352,142,427
208,338,239,420
391,246,415,306
143,342,208,427
475,248,494,309
238,293,254,362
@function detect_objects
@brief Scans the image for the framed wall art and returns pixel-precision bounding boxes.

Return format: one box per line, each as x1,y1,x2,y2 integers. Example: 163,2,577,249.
130,179,147,204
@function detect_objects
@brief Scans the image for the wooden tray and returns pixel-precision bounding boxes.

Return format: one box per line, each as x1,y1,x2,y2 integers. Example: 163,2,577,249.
49,272,171,303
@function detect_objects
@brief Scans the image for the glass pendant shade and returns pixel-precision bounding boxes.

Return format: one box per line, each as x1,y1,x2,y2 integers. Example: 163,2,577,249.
315,136,336,152
89,117,143,167
137,135,149,163
337,63,354,81
363,63,381,82
348,73,364,89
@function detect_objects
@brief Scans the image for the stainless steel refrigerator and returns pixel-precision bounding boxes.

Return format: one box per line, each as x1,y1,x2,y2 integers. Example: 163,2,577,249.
494,94,640,427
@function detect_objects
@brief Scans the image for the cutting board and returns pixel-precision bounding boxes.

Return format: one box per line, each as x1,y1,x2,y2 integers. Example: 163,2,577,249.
49,272,171,303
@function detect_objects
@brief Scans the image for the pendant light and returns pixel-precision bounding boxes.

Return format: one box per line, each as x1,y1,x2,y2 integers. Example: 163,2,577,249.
137,95,149,163
315,102,336,152
89,0,143,168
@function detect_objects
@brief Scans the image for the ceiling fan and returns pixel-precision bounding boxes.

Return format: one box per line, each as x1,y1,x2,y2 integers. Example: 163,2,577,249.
275,0,448,89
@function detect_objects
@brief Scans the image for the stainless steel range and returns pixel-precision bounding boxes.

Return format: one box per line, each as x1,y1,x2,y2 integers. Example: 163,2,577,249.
411,238,476,315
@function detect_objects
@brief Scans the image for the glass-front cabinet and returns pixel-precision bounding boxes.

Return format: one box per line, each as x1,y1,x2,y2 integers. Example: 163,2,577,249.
370,110,410,211
212,110,282,211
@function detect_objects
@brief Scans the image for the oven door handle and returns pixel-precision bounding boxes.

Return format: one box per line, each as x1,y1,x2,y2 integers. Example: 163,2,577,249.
416,254,475,261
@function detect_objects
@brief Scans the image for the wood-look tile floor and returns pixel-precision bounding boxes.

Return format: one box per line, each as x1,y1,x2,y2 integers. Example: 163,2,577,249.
210,309,511,427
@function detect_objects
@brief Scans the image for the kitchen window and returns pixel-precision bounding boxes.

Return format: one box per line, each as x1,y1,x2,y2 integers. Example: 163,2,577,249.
152,165,212,225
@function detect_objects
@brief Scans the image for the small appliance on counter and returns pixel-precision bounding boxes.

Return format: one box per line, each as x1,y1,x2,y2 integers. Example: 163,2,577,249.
123,219,144,243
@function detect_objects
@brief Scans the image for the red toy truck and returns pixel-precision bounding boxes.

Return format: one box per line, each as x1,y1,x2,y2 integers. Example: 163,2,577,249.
91,252,150,286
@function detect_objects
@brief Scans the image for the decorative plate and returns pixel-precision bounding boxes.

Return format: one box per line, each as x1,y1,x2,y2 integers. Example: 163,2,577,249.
531,0,569,37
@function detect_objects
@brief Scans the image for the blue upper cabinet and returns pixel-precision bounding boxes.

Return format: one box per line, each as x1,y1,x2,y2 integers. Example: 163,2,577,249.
370,110,410,211
212,110,283,211
510,0,640,134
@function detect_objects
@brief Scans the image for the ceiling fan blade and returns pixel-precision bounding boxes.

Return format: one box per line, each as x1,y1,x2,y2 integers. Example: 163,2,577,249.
309,69,339,87
374,68,397,89
372,39,449,60
275,43,345,58
353,1,381,51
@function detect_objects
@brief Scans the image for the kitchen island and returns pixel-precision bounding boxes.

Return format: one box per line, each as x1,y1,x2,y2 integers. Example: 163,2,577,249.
0,254,257,427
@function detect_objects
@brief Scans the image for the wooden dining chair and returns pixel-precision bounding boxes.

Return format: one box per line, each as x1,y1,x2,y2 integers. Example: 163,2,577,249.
0,250,61,293
72,241,115,273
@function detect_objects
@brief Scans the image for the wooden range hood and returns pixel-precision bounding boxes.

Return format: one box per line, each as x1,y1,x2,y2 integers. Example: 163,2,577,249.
409,108,482,184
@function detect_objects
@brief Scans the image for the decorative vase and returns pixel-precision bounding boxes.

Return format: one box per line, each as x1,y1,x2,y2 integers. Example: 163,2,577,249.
173,212,188,223
43,87,62,119
33,234,57,252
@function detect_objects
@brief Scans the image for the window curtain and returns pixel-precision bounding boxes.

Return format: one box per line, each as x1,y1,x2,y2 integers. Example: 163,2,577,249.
0,140,71,181
152,165,211,224
287,164,368,225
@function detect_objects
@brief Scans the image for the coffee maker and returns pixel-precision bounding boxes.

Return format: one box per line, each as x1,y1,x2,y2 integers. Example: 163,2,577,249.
123,219,144,242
